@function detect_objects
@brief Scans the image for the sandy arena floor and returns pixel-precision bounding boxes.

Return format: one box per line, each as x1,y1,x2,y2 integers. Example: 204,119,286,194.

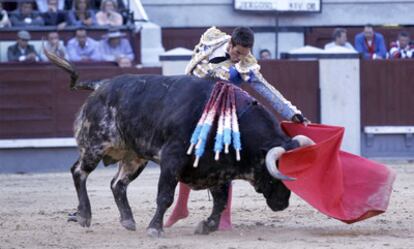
0,162,413,249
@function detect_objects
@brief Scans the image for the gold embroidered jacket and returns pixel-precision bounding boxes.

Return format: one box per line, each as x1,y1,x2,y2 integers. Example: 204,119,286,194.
185,27,302,120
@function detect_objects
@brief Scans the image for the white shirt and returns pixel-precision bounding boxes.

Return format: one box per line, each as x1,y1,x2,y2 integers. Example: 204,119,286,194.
324,42,355,51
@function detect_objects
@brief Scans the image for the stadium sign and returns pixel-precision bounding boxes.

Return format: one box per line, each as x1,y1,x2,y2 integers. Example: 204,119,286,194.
234,0,321,12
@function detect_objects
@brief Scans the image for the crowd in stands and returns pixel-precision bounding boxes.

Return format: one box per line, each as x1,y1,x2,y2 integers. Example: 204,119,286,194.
1,0,134,67
7,28,134,67
0,0,130,29
2,1,413,64
324,25,414,59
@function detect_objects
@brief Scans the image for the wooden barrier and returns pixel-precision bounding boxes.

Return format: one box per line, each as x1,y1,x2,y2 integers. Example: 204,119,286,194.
253,60,320,123
0,60,319,139
361,59,414,126
162,27,234,51
1,59,413,139
0,63,161,139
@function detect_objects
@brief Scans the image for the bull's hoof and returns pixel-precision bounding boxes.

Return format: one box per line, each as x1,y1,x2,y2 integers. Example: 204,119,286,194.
194,220,217,235
121,219,136,231
67,212,78,222
77,214,91,227
147,228,164,238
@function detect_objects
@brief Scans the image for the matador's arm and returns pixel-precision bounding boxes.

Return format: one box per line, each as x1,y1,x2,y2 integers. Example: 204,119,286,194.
233,55,305,122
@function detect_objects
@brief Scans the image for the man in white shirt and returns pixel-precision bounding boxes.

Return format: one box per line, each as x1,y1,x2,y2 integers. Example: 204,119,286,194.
324,28,355,51
40,31,68,61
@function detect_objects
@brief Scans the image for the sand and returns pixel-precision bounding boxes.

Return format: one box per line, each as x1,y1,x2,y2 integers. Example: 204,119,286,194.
0,163,413,249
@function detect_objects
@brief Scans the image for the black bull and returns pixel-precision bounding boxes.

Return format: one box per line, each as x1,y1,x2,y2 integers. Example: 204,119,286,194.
44,41,313,237
67,73,315,237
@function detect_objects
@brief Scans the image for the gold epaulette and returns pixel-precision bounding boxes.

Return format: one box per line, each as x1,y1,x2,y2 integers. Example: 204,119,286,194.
200,26,230,46
185,26,231,75
235,54,261,82
235,53,260,74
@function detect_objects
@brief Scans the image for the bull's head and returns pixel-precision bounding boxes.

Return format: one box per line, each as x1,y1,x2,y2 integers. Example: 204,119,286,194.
255,173,291,211
255,135,314,211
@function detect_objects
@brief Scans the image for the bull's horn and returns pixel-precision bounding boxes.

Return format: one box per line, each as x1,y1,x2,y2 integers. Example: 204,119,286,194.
265,147,296,181
265,135,315,181
292,135,315,147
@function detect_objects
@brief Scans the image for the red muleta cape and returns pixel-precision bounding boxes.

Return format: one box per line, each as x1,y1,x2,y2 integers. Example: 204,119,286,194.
279,122,396,224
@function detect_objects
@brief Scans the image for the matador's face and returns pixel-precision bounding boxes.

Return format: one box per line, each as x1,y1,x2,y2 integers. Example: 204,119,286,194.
227,42,250,63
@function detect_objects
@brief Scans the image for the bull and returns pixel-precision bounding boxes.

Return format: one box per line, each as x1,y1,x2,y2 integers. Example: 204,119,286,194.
46,51,313,237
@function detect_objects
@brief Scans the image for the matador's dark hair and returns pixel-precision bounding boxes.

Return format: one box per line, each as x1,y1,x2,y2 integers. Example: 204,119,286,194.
231,26,254,48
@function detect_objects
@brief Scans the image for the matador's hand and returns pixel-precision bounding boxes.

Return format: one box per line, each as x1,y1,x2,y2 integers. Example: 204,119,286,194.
291,114,311,126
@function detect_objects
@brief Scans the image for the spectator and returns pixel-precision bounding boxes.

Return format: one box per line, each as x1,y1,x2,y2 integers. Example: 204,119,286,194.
7,30,40,62
10,1,45,27
89,0,126,10
67,0,96,27
67,28,101,61
389,31,414,59
41,0,67,29
324,28,355,51
36,0,64,13
40,31,68,61
259,49,271,60
96,0,123,27
354,24,387,59
100,29,134,67
0,2,11,28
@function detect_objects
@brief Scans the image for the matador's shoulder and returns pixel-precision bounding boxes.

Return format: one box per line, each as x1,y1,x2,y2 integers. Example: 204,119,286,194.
185,26,231,75
236,53,260,74
199,26,230,46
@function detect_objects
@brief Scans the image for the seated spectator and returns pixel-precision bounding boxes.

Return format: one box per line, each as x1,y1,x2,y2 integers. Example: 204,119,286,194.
67,28,101,61
89,0,126,11
10,1,45,27
7,30,40,62
96,0,123,27
354,24,387,59
67,0,96,27
389,31,414,59
36,0,64,13
40,31,68,61
0,2,11,28
259,49,271,60
324,28,355,51
100,29,134,67
41,0,67,29
65,0,131,24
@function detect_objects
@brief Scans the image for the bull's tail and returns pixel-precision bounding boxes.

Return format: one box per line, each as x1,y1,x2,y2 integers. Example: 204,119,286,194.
43,45,106,91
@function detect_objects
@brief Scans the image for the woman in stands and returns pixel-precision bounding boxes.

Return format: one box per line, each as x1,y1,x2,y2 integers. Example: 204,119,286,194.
96,0,123,27
0,2,11,28
66,0,96,27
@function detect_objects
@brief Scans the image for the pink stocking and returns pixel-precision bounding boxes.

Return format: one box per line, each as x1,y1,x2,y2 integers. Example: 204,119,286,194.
164,182,190,227
218,183,232,230
165,182,233,230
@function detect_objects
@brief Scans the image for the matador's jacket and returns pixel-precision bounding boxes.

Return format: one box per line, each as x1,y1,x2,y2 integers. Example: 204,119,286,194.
185,27,301,120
